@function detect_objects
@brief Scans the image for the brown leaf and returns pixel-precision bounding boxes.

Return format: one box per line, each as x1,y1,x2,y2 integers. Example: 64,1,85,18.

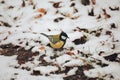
53,2,62,8
29,0,34,5
3,36,8,40
88,8,94,16
39,46,45,51
73,8,78,13
66,51,74,56
104,53,119,61
70,47,74,51
102,9,111,19
95,32,101,37
54,17,64,22
38,8,47,14
8,6,14,9
8,31,12,34
33,5,36,9
21,0,25,7
105,14,111,19
105,30,112,36
1,0,5,4
71,15,80,20
0,21,11,27
61,13,71,17
72,35,88,45
48,28,51,31
91,0,96,5
81,0,90,6
34,14,42,19
32,70,41,75
70,2,75,7
111,44,115,49
109,7,119,11
96,14,101,19
110,23,117,29
14,17,18,20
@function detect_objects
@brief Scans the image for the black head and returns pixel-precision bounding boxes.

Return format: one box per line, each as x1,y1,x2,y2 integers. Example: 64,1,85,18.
60,31,69,41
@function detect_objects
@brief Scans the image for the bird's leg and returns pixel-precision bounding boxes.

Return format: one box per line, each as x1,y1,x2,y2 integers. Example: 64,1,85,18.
53,49,58,57
49,50,58,59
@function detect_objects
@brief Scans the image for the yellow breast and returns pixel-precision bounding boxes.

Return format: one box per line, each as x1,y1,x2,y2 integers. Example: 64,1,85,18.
50,41,64,49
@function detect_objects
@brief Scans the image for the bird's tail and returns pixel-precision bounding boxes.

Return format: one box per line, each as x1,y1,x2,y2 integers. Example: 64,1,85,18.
41,33,48,37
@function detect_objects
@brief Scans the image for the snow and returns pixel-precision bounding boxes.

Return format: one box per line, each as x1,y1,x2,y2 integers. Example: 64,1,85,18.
0,0,120,80
0,55,63,80
33,66,59,75
67,67,78,76
63,59,84,67
84,63,120,80
56,54,72,65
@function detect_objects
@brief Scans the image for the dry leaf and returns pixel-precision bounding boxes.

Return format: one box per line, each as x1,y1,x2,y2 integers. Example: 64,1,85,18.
38,8,47,14
22,0,25,7
91,0,96,5
66,51,74,56
105,14,111,19
53,2,62,8
54,17,64,22
88,8,94,16
73,8,78,13
71,15,80,20
72,35,88,45
102,9,111,19
109,7,119,11
0,21,11,27
34,14,42,19
39,46,45,51
61,13,71,17
81,0,90,6
110,23,117,29
48,28,51,31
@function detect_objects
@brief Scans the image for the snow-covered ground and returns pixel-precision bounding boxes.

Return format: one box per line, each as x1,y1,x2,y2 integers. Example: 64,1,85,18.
0,0,120,80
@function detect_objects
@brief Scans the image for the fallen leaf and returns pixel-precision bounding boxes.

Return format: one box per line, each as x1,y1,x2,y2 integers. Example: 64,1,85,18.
81,0,90,6
109,7,119,11
66,51,74,56
38,8,47,14
110,23,117,29
102,9,111,19
91,0,96,5
70,2,75,7
71,15,80,20
96,14,101,19
61,13,71,17
105,30,112,36
88,8,94,16
54,17,64,22
21,0,25,7
48,28,51,31
53,2,62,8
72,35,88,45
104,53,119,61
34,14,42,19
0,21,11,27
39,46,45,51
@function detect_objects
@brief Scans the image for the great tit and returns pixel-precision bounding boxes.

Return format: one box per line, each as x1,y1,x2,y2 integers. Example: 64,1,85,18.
41,32,69,50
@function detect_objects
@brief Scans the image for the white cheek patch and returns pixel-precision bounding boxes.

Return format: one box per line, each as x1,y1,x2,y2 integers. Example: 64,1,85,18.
61,36,67,40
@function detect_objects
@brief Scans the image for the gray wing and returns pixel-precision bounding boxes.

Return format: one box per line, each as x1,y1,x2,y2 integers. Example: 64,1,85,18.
41,33,59,44
47,35,59,44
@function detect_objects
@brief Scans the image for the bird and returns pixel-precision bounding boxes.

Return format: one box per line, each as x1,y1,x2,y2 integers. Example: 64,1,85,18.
41,31,69,50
